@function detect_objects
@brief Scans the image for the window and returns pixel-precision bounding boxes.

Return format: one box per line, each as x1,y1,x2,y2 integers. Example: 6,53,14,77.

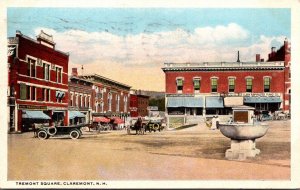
101,102,104,113
108,93,112,111
246,78,253,92
193,79,200,93
211,78,218,92
46,89,50,102
20,83,27,100
264,77,271,92
79,95,82,108
124,96,128,112
27,58,36,77
88,96,91,108
56,67,62,83
31,86,36,100
176,78,183,93
44,63,50,81
42,88,45,101
116,95,120,112
27,86,31,100
75,94,78,107
70,93,73,106
228,78,235,93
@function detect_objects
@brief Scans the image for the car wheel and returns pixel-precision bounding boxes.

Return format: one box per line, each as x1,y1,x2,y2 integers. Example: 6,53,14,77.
37,130,48,140
70,129,80,139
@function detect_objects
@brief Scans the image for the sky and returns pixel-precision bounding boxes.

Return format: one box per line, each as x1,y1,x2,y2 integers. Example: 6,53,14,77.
7,8,291,91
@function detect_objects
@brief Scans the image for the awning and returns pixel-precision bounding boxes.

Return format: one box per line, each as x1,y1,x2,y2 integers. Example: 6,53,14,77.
22,111,51,120
167,97,204,108
69,111,86,119
224,97,244,107
112,117,124,124
244,96,282,103
206,96,224,108
93,117,110,123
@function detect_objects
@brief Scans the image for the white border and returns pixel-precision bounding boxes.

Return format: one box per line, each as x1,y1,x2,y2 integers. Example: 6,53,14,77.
1,0,300,189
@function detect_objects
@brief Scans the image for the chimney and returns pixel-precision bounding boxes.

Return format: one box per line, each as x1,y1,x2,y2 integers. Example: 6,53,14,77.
256,54,260,62
284,38,289,51
72,68,78,77
237,51,240,62
271,47,276,53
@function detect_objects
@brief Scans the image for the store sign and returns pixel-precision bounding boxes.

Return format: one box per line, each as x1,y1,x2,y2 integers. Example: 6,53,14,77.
18,104,47,110
147,106,158,111
129,107,137,111
8,45,16,57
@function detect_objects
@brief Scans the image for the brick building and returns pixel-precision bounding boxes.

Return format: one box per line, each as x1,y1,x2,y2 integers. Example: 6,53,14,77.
68,68,94,125
162,39,290,127
7,30,69,132
79,74,131,121
129,90,150,117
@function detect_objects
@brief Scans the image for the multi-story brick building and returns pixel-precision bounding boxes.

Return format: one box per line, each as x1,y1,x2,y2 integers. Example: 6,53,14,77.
129,90,150,117
79,74,131,121
68,68,94,125
7,30,69,132
162,39,290,127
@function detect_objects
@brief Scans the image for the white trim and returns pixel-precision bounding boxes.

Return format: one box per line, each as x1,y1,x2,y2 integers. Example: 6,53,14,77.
245,76,254,79
17,80,68,92
16,99,68,105
176,77,184,80
210,76,219,79
17,73,68,86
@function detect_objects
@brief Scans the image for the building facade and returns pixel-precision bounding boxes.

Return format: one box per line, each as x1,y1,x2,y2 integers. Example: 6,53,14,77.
79,74,131,121
129,90,150,117
7,30,69,132
68,68,94,125
162,40,290,128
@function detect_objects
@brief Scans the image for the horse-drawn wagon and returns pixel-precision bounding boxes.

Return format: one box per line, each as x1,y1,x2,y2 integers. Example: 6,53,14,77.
36,124,86,140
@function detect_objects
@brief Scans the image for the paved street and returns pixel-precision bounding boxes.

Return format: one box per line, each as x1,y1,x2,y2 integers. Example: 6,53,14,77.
8,120,290,180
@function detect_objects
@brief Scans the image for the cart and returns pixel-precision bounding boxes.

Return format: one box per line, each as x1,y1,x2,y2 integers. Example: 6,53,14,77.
36,124,86,140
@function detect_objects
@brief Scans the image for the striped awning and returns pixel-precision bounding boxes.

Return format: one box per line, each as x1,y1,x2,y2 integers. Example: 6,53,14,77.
167,97,204,108
206,96,224,108
22,111,51,120
69,111,85,119
93,117,110,123
244,96,282,103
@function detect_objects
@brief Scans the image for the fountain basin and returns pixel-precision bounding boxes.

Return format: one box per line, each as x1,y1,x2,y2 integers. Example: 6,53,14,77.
218,122,269,140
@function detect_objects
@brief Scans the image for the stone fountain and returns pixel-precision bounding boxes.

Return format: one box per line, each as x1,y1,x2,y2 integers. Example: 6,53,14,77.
218,106,269,160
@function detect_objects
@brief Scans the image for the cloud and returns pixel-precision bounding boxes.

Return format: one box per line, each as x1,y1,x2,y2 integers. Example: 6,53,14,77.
34,23,287,91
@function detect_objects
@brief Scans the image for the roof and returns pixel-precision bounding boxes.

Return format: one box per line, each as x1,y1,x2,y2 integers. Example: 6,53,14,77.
80,74,131,89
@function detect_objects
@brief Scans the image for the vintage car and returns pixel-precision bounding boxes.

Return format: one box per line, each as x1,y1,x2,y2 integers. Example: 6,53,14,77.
144,117,164,132
36,124,86,140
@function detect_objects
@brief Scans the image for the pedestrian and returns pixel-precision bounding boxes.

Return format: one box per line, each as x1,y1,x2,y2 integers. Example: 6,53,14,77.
211,116,217,130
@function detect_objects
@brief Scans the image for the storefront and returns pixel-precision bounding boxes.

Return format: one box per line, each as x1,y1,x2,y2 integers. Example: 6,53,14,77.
69,111,86,125
244,96,282,112
21,110,51,131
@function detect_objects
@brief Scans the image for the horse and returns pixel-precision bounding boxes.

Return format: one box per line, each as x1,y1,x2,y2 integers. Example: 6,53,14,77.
134,118,144,135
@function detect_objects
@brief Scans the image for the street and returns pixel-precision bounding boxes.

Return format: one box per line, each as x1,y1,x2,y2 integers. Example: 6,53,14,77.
8,120,290,180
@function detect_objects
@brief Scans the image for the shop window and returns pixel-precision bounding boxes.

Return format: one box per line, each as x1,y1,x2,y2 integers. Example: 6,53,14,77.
193,79,200,93
176,78,183,93
246,78,253,92
211,78,218,93
228,78,235,93
20,83,27,100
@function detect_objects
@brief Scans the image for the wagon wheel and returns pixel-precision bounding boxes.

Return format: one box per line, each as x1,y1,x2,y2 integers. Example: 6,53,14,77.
70,129,81,139
153,123,159,132
37,130,48,140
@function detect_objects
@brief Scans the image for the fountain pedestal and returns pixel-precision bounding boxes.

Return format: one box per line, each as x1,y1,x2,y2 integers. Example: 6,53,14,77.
225,139,260,160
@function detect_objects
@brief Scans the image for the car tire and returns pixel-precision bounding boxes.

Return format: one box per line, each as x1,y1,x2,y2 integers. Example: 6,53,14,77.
70,129,80,139
47,127,57,136
37,130,48,140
